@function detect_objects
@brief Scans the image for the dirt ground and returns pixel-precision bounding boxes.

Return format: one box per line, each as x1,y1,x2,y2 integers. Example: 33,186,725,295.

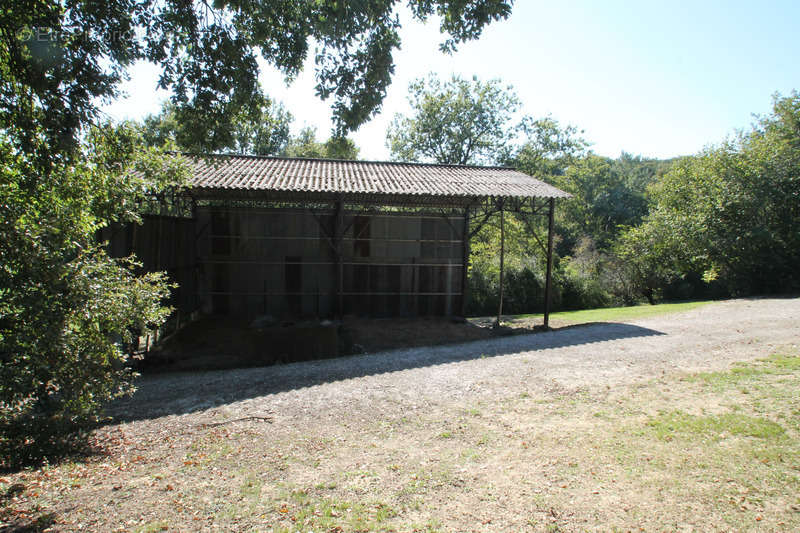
1,297,799,532
142,314,533,372
147,315,501,372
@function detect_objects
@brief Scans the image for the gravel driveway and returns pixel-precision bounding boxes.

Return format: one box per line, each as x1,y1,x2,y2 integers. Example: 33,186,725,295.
114,297,800,427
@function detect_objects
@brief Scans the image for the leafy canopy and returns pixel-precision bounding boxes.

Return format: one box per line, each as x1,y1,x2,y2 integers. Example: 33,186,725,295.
387,73,588,173
552,154,653,250
141,99,361,160
0,123,188,463
616,91,800,296
387,74,521,165
142,97,295,156
4,0,512,155
511,116,588,177
284,127,361,160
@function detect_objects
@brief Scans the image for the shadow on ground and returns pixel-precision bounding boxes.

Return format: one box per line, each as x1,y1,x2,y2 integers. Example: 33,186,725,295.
144,315,501,372
110,321,666,423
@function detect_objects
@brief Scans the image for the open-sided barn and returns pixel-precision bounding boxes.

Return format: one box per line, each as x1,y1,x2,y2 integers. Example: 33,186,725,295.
103,154,569,328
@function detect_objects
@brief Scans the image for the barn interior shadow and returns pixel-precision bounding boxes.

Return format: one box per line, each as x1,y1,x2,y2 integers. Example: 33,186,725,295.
110,321,665,423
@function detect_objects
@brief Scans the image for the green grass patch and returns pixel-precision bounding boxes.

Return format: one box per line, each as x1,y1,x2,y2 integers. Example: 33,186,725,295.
513,300,714,324
646,410,786,441
134,522,169,533
183,434,235,468
272,489,396,532
240,473,263,501
688,364,762,391
689,353,800,391
761,353,800,371
647,353,799,443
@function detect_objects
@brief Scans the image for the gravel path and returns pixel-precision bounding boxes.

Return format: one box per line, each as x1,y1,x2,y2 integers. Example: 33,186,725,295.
113,297,799,427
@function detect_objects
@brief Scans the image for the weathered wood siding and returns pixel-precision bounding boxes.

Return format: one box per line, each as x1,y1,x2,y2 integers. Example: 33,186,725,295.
194,206,465,318
101,214,197,314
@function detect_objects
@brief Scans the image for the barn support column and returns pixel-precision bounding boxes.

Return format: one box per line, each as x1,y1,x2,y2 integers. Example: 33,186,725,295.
543,197,555,329
460,205,471,318
190,198,198,314
332,196,344,319
494,198,506,327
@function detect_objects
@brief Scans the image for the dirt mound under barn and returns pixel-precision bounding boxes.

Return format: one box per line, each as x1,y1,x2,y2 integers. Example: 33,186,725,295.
141,314,531,372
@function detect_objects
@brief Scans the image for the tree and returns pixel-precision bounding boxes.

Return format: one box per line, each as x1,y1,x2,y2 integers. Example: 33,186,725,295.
552,154,650,251
142,100,361,159
0,124,188,463
387,74,520,164
510,115,588,177
616,91,800,298
612,151,674,192
231,100,293,156
142,97,293,156
3,1,512,158
284,127,360,160
613,221,680,304
387,74,589,171
0,0,512,463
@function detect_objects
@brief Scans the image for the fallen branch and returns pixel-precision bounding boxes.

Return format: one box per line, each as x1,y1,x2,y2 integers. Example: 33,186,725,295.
199,415,273,428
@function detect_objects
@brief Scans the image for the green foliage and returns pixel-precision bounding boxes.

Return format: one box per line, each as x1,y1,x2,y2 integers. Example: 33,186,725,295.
321,136,361,160
613,151,674,191
613,219,680,304
470,212,540,276
142,98,293,156
0,125,186,465
553,155,648,250
617,92,800,296
284,127,360,160
510,116,588,178
466,217,612,315
142,101,361,159
466,150,665,314
541,152,674,307
387,74,520,164
4,1,512,152
233,101,291,157
388,74,589,170
557,239,615,309
467,266,544,316
467,209,543,315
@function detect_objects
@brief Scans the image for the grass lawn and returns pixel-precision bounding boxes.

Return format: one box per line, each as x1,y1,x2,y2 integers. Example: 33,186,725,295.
514,299,716,325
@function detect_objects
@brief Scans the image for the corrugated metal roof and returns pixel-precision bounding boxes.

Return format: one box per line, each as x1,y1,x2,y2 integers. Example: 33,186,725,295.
186,154,569,199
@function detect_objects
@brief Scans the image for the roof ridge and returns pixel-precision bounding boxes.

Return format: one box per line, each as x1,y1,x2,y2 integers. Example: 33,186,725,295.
180,152,516,171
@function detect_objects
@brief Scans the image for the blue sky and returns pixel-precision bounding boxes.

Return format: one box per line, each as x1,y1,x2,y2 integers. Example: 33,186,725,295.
103,1,800,160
